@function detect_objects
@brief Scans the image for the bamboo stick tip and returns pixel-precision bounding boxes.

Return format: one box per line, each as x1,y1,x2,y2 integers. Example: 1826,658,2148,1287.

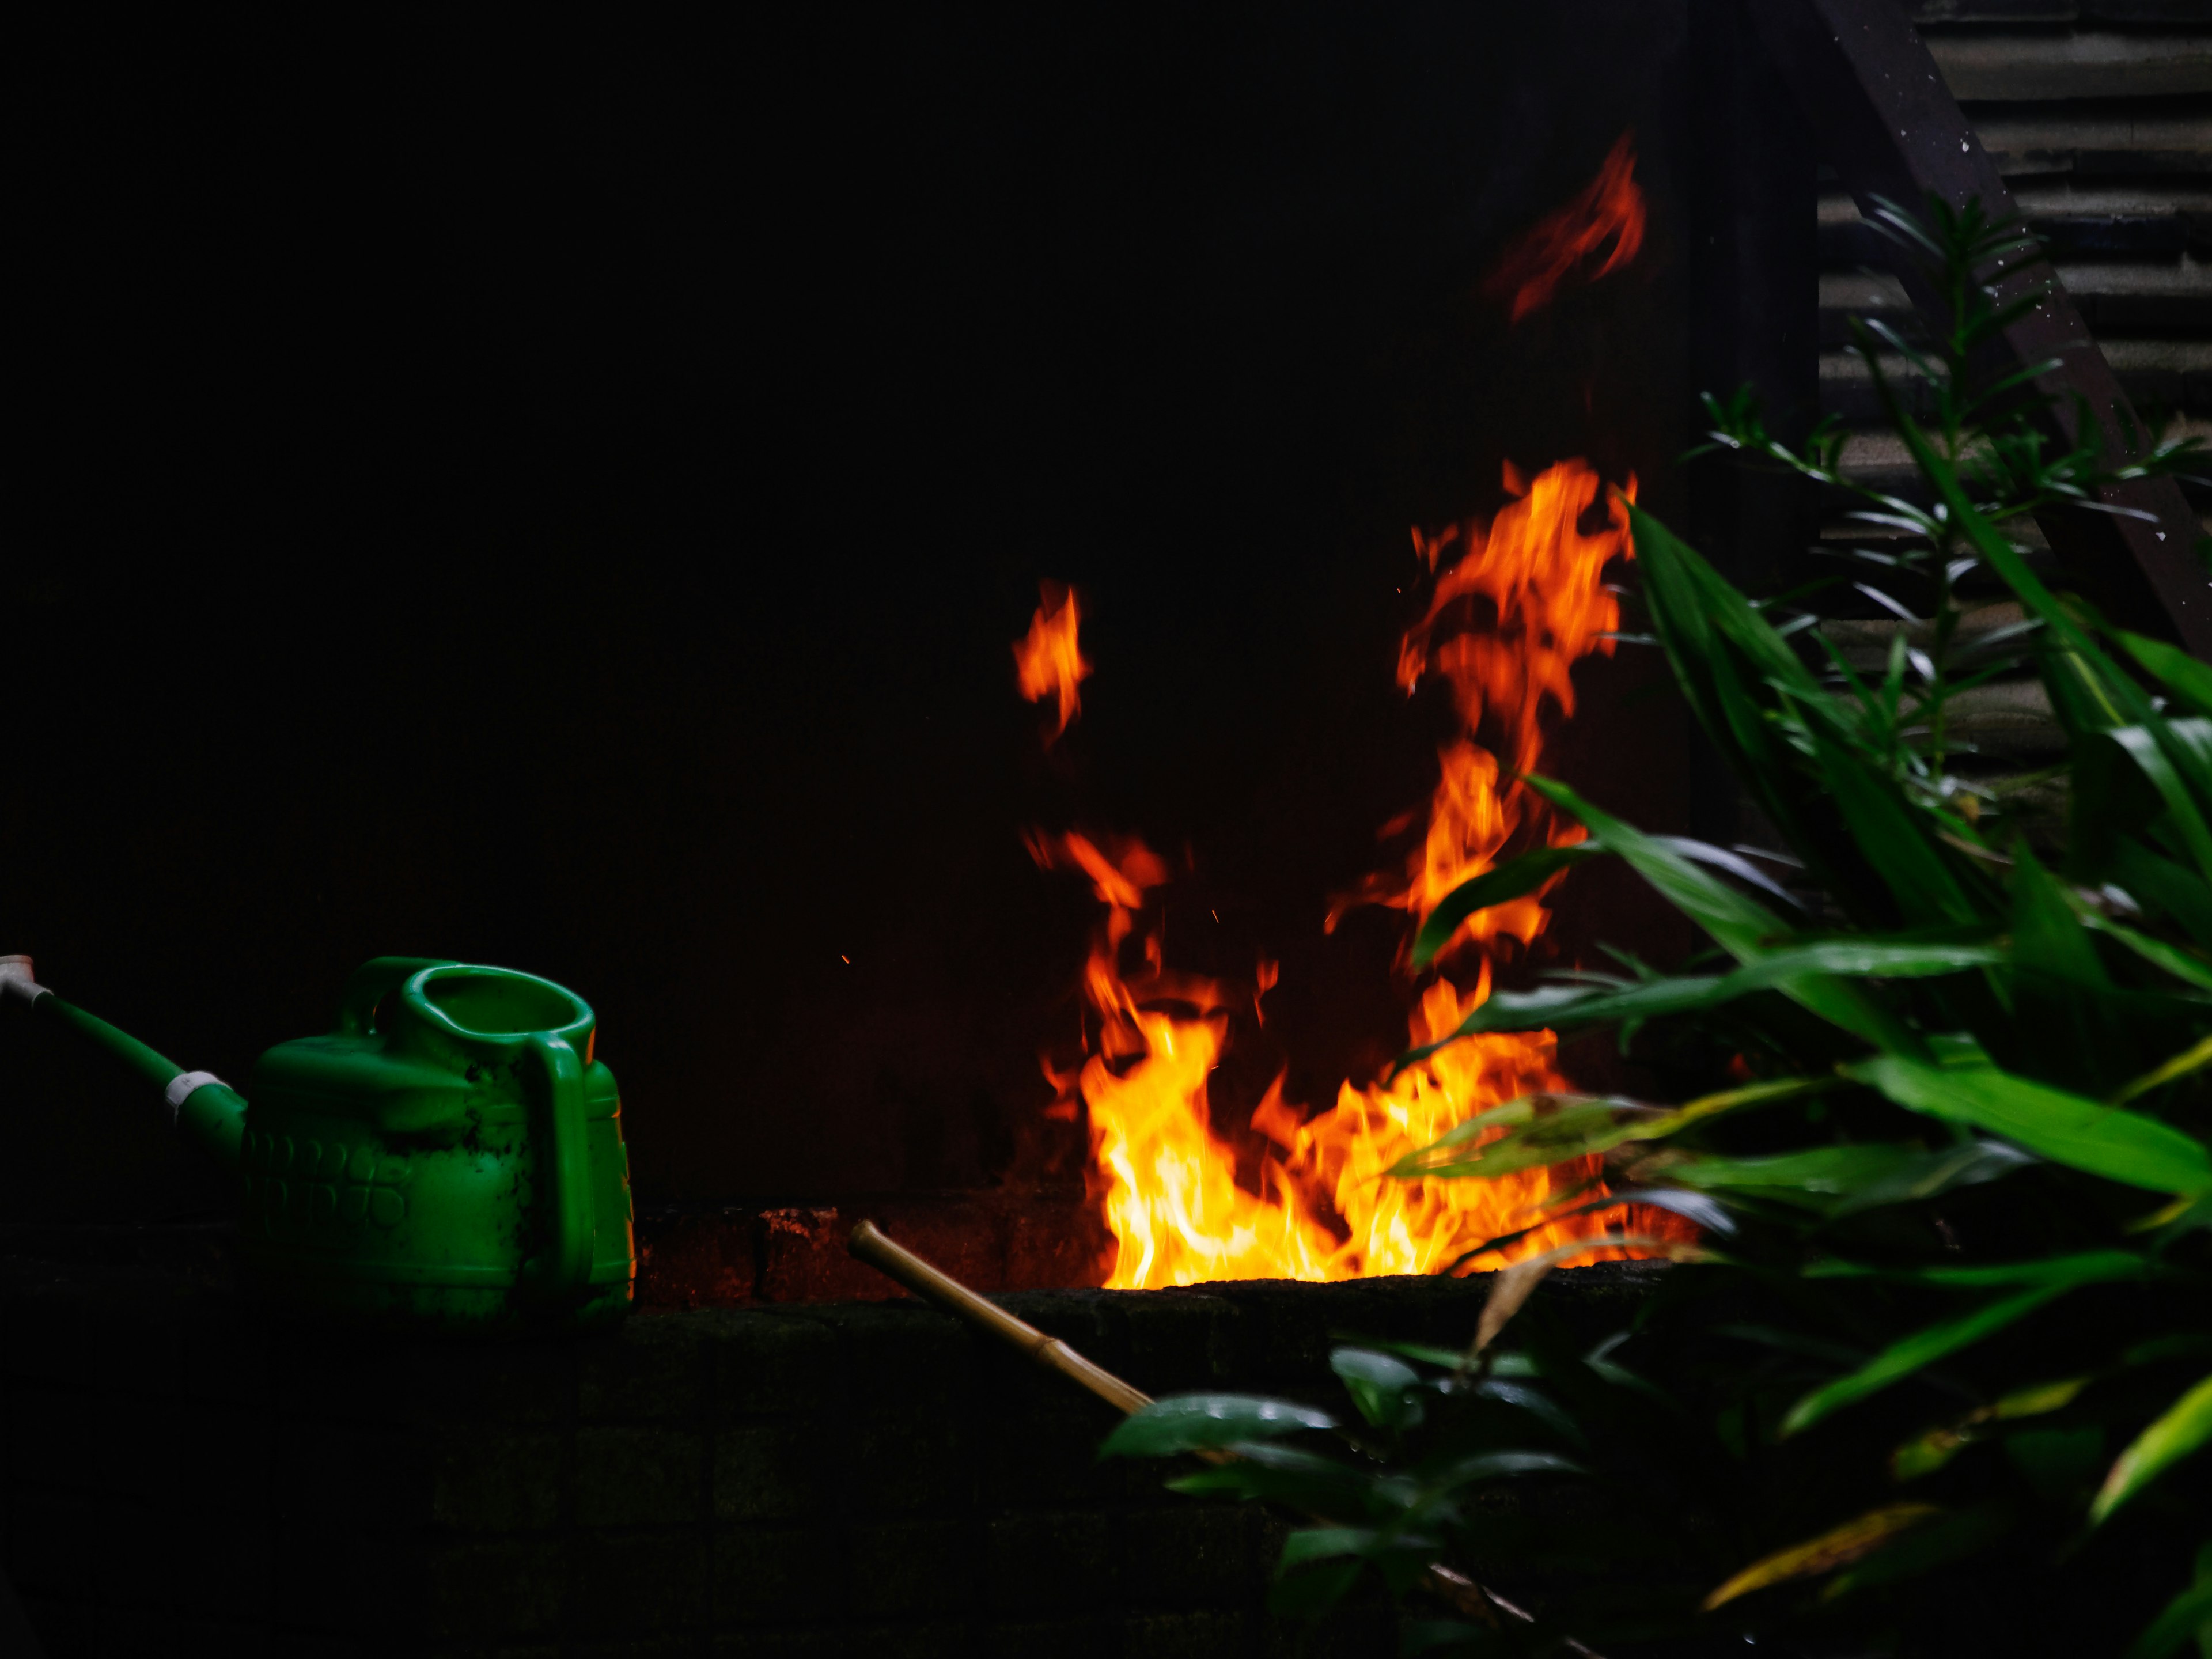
848,1218,885,1256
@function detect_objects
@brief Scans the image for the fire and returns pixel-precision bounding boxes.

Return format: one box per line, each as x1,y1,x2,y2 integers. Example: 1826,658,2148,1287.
1013,583,1092,743
1030,458,1695,1289
1483,130,1646,323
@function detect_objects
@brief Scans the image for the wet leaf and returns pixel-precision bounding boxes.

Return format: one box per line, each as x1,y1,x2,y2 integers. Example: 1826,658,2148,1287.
1702,1503,1942,1609
2093,1370,2212,1525
1846,1054,2212,1195
1331,1348,1423,1433
1100,1395,1334,1460
1166,1441,1371,1512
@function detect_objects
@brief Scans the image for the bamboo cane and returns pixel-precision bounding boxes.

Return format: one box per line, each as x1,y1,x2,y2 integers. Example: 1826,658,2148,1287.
844,1218,1602,1648
847,1219,1151,1415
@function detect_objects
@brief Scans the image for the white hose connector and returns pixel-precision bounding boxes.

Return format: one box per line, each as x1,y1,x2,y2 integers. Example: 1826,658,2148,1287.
0,955,49,1006
164,1070,228,1127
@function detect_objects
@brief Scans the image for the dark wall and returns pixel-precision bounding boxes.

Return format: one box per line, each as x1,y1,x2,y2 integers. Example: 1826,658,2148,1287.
4,7,1699,1222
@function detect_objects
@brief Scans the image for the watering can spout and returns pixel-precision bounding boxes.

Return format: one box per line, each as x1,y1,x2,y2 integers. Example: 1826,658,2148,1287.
1,955,248,1168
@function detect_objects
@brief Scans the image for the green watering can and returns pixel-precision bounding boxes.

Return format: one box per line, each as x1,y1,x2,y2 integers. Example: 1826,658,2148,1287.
0,953,634,1334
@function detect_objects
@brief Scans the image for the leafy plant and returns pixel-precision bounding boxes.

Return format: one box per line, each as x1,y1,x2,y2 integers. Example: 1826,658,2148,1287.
1104,200,2212,1655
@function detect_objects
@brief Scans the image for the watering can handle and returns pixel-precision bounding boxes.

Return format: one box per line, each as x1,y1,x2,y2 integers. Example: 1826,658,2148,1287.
518,1033,595,1304
335,957,458,1036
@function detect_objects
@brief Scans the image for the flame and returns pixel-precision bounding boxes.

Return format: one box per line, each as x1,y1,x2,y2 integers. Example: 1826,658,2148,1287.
1014,584,1092,743
1032,459,1696,1289
1483,131,1646,323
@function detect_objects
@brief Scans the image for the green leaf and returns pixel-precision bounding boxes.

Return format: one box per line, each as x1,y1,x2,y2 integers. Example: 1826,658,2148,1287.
1805,1248,2161,1289
1662,1137,2033,1218
1846,1054,2212,1195
2093,1370,2212,1525
2105,725,2212,895
1426,1449,1584,1487
1276,1527,1376,1570
2119,630,2212,721
2011,843,2113,990
1166,1441,1372,1511
2115,1032,2212,1108
1664,1143,1934,1199
1407,940,2001,1056
1804,721,1982,927
2005,1423,2106,1502
1457,1378,1588,1448
1702,1503,1944,1609
2123,1546,2212,1659
2112,839,2212,949
1781,1285,2071,1437
1332,1337,1469,1371
1389,1095,1657,1181
1268,1556,1365,1620
1821,1505,2014,1599
1524,775,1926,1054
2080,909,2212,994
1411,844,1602,969
1827,1137,2038,1217
1331,1349,1423,1433
1099,1395,1334,1460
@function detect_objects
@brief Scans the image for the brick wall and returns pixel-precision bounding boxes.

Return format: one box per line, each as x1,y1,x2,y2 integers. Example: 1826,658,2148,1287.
0,1233,1662,1657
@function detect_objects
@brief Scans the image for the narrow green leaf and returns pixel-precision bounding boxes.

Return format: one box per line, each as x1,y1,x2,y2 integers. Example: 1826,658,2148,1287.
1399,940,1996,1071
1427,1449,1584,1487
2122,1566,2212,1659
2093,1370,2212,1524
1846,1054,2212,1195
2080,910,2212,994
2112,839,2212,949
2012,843,2113,990
1805,1248,2160,1288
1100,1395,1334,1460
2118,630,2212,721
1664,1138,2034,1218
1804,721,1981,926
1703,1503,1943,1608
1524,775,1926,1054
1821,1505,2015,1599
1828,1138,2038,1217
2115,1033,2212,1107
1411,844,1601,969
1781,1285,2070,1437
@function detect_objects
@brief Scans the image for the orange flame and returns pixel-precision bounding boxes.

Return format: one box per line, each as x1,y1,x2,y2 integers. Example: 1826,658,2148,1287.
1033,459,1694,1289
1014,584,1092,743
1483,131,1646,323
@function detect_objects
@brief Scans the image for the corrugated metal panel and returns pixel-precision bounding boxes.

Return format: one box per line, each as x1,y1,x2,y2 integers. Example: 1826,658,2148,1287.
1820,6,2212,548
1810,5,2211,769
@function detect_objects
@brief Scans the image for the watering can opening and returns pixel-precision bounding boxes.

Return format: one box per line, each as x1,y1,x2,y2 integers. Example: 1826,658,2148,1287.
412,965,592,1050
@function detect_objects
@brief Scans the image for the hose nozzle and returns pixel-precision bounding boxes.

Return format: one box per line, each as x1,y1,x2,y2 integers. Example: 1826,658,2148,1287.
0,955,48,1006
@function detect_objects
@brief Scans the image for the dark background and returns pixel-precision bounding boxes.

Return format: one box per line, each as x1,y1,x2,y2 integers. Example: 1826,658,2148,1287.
3,7,1724,1225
